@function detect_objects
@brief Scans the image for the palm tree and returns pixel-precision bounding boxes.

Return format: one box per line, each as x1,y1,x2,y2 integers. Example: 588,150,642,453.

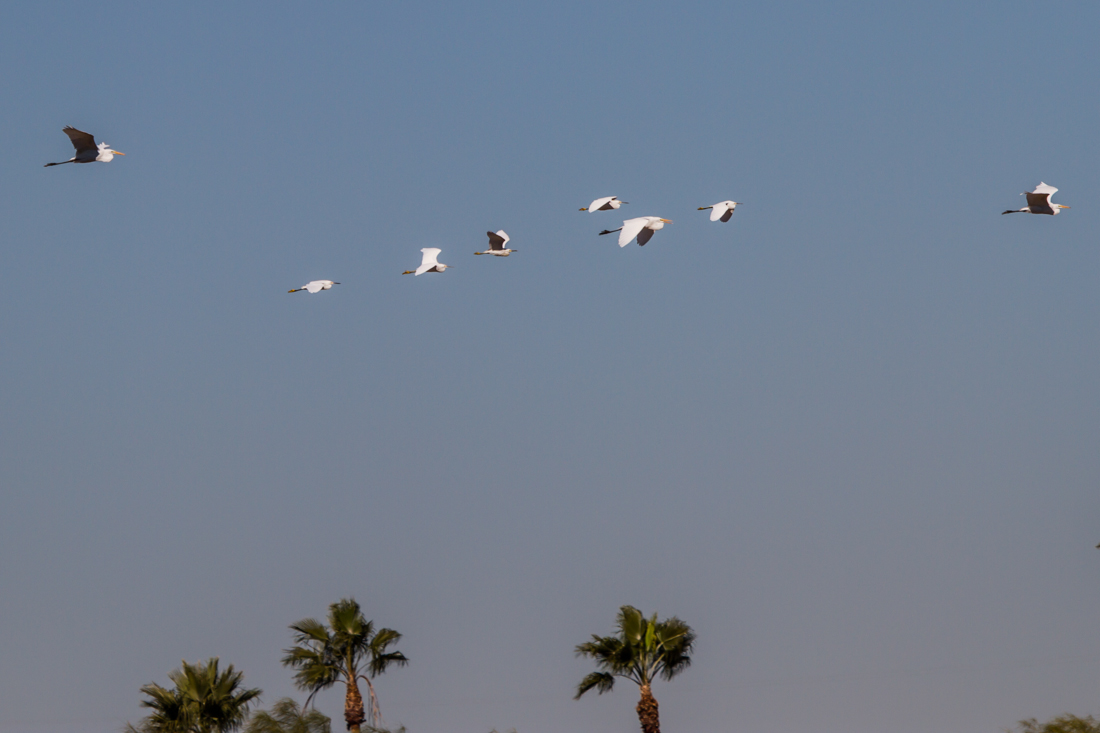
574,605,696,733
126,658,262,733
245,699,330,733
1011,715,1100,733
281,598,408,733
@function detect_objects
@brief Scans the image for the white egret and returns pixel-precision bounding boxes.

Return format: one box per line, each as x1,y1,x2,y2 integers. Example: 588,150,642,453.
288,280,340,293
1002,183,1069,215
698,200,742,222
45,126,125,167
580,196,627,212
403,248,452,275
475,230,516,256
599,216,672,247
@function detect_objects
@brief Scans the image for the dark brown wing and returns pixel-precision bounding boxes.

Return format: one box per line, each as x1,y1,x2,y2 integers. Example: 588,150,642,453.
1024,191,1051,208
62,126,97,154
719,208,734,222
636,227,654,246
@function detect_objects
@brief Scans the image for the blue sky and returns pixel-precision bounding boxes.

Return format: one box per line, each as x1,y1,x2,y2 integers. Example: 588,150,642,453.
1,2,1098,733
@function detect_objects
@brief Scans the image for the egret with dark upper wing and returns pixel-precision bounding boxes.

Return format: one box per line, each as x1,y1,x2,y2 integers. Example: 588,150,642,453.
475,230,516,256
580,196,627,212
698,201,742,222
1002,183,1069,215
403,248,452,275
45,126,125,167
288,280,340,294
599,216,672,247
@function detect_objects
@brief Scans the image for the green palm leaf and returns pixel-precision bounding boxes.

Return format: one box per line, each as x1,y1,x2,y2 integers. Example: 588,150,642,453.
127,658,261,733
245,698,330,733
574,606,695,733
281,598,407,733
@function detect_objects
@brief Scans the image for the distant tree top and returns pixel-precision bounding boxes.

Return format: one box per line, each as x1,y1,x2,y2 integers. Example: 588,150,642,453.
1010,714,1100,733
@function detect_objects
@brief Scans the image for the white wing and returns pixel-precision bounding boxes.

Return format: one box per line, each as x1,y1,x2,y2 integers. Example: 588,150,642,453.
1032,183,1058,195
618,217,650,247
587,196,615,212
414,248,442,275
305,281,325,293
706,201,736,221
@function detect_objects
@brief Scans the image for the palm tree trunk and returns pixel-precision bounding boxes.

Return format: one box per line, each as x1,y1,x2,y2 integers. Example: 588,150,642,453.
344,677,366,733
636,683,660,733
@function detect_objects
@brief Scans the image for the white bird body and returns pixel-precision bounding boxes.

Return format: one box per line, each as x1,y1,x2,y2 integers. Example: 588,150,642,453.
45,126,125,167
1003,183,1069,215
698,200,742,222
289,280,340,293
404,248,452,275
580,196,627,212
599,216,672,247
475,230,516,256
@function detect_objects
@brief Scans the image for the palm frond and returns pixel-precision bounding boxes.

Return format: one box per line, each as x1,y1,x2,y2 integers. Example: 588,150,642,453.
130,659,260,733
328,599,365,637
616,606,645,645
245,698,330,733
282,600,407,728
575,606,696,697
655,617,695,680
574,672,615,699
367,651,409,678
288,618,331,645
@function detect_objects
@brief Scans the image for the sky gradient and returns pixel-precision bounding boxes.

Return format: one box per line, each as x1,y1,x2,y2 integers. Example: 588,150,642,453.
1,2,1098,733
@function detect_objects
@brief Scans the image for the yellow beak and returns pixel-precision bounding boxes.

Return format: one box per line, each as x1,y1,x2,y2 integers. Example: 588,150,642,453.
114,151,125,156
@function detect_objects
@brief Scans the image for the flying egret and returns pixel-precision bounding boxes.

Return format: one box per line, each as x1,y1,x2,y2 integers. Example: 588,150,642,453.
599,216,672,247
288,280,340,294
1002,183,1069,215
403,248,452,275
698,200,742,222
44,126,125,166
580,196,627,212
475,230,517,256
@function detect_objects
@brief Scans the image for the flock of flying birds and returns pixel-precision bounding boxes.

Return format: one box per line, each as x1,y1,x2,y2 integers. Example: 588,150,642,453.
46,126,1071,295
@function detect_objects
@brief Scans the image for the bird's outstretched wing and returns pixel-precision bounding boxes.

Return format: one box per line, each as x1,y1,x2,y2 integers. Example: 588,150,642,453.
587,196,615,212
62,126,97,154
1024,182,1057,208
414,248,442,275
618,217,649,247
706,201,737,222
636,227,655,246
486,230,509,250
305,281,325,293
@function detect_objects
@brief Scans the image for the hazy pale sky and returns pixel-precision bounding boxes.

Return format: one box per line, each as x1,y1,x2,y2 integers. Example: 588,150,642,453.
1,2,1098,733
